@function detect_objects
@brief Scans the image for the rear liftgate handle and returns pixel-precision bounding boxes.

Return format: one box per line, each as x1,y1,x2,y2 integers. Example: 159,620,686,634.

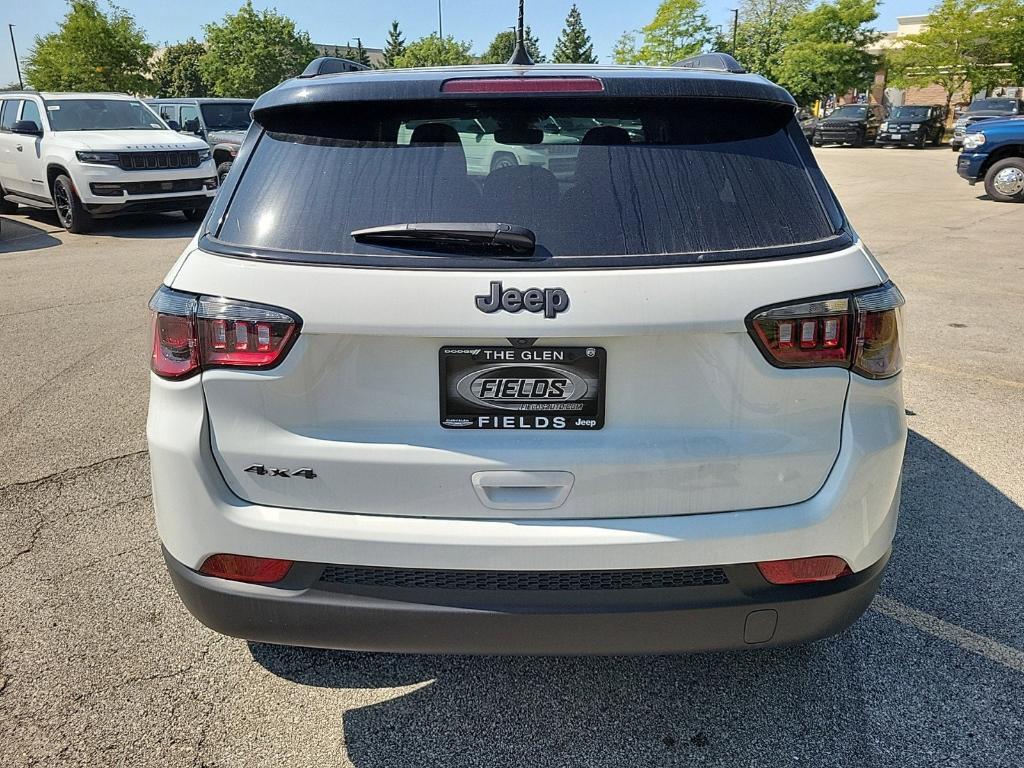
471,470,575,511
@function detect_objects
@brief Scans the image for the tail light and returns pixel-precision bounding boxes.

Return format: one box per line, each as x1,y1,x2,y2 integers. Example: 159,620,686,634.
199,553,293,584
757,556,852,585
747,282,904,379
149,285,300,379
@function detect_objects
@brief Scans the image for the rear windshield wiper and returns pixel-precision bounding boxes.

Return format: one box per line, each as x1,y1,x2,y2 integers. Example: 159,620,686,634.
351,222,536,255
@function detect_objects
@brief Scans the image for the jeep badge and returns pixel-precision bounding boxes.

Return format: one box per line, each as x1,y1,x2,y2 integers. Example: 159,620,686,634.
475,281,570,319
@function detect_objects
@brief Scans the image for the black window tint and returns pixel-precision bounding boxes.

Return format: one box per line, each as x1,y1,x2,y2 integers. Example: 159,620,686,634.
217,99,841,267
21,100,41,128
0,99,22,131
200,102,253,131
158,105,179,123
179,105,200,132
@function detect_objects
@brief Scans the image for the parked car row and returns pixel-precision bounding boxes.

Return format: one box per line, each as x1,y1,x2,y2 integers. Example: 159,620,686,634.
810,104,946,148
0,92,256,232
806,97,1024,154
0,92,218,232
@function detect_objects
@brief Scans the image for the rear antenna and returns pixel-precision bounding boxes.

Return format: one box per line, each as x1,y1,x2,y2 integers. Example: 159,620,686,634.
507,0,534,65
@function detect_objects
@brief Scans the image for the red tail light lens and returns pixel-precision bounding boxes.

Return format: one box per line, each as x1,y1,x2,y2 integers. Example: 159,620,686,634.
757,556,852,585
747,283,904,379
149,286,300,379
199,553,293,584
441,77,604,94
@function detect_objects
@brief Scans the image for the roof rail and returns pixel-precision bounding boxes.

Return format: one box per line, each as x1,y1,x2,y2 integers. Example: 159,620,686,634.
671,52,746,74
298,57,371,78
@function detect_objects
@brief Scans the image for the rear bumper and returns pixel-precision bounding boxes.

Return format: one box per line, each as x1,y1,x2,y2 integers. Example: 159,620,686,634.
164,546,889,654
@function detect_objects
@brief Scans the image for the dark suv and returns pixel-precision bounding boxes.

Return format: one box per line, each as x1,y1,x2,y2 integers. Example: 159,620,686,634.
813,104,885,147
148,98,254,180
875,104,946,148
951,98,1024,150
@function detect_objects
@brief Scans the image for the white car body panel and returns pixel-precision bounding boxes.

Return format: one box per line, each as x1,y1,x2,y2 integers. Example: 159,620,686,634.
148,371,904,572
169,242,883,520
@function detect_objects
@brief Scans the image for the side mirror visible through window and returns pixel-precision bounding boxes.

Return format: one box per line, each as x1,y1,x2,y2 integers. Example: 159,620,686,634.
167,119,181,131
12,120,42,136
183,118,202,135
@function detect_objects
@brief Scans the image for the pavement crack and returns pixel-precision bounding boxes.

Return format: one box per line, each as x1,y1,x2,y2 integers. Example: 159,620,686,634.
0,450,148,494
0,327,146,424
0,491,153,573
71,635,223,705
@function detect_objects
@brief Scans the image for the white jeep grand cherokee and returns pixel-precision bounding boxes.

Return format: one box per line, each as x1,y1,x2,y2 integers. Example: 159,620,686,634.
0,92,217,232
148,57,907,655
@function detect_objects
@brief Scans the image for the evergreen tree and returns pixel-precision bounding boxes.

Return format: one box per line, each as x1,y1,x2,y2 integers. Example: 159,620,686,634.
346,37,371,67
382,19,406,68
552,4,597,64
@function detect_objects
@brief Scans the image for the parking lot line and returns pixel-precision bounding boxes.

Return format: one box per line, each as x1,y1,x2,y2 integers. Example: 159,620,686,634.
873,595,1024,674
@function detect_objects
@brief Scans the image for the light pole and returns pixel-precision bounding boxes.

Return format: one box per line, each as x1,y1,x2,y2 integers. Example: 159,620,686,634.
731,9,739,55
8,24,22,89
437,0,443,38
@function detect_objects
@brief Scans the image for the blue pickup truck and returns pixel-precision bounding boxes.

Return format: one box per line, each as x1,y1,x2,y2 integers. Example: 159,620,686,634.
956,116,1024,202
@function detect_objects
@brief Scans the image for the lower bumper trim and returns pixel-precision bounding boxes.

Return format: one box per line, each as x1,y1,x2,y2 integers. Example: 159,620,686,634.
164,547,889,655
84,195,213,217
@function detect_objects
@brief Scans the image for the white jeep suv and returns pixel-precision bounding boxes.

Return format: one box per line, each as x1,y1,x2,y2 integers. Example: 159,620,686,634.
148,58,907,654
0,92,217,233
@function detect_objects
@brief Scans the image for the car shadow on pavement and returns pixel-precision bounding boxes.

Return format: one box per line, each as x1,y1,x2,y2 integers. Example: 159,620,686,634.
0,216,62,253
5,209,199,241
248,429,1024,768
89,212,201,239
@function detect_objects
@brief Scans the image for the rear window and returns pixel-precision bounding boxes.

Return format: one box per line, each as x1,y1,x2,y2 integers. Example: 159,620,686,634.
215,98,845,267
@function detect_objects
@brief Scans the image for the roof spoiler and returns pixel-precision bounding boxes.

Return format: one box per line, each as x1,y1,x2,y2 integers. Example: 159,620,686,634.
298,57,371,78
672,52,746,74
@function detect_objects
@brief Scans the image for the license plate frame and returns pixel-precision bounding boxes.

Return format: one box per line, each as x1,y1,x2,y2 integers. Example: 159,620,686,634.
439,345,606,430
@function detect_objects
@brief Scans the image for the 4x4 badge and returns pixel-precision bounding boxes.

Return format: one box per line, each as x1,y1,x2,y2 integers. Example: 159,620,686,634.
244,464,317,479
475,281,569,319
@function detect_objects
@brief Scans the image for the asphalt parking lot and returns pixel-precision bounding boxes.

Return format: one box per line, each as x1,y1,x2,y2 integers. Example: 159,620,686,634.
1,147,1022,767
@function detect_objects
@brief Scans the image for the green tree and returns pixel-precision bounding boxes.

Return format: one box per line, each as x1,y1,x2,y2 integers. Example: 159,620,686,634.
775,0,880,105
345,37,371,67
482,27,545,64
24,0,154,94
199,1,316,98
393,34,473,68
381,19,406,68
732,0,807,81
613,0,716,65
989,0,1024,84
552,4,597,63
887,0,1009,115
150,38,209,97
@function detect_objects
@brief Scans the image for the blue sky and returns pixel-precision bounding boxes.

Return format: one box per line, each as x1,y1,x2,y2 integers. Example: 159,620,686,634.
3,0,928,87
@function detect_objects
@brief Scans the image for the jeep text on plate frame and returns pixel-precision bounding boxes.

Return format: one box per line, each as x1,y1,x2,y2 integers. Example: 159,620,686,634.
439,346,606,430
